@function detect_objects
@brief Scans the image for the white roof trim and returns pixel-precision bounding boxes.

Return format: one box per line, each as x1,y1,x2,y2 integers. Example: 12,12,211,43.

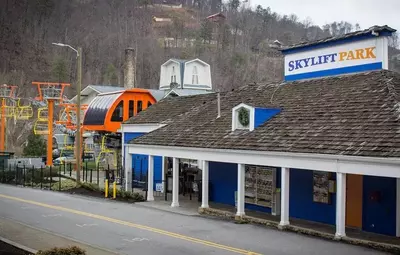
120,123,166,133
71,85,101,101
185,58,209,67
161,59,181,67
164,89,180,97
127,144,400,178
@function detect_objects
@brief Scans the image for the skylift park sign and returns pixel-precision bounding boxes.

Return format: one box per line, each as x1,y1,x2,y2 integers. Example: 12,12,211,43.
288,47,376,71
284,37,388,81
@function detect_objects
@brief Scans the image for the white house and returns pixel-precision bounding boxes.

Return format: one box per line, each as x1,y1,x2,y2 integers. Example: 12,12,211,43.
159,58,212,91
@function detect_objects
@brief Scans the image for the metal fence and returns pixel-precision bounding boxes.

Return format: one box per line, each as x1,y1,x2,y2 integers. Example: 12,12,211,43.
0,161,124,192
0,163,65,191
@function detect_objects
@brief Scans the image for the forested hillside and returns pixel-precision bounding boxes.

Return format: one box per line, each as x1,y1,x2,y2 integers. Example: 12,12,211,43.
0,0,399,153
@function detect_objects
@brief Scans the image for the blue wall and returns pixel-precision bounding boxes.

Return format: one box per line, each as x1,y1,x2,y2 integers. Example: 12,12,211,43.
124,132,144,143
124,132,162,191
254,108,281,128
289,169,336,225
209,162,237,206
362,176,396,236
208,162,280,214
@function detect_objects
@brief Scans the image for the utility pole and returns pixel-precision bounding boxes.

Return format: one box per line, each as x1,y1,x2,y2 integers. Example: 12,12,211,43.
51,43,82,183
76,47,82,183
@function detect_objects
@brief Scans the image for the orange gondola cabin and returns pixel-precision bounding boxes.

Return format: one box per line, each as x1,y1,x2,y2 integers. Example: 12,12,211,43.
83,88,156,132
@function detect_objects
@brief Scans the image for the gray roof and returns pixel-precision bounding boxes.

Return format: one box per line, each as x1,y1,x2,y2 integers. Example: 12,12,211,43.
166,89,212,97
90,85,124,93
128,70,400,158
147,89,166,101
281,25,396,52
83,91,123,126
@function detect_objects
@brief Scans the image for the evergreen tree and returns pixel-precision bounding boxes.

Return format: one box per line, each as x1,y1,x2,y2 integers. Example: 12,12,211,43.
103,63,118,85
23,132,47,157
51,57,68,82
200,20,213,44
228,0,240,11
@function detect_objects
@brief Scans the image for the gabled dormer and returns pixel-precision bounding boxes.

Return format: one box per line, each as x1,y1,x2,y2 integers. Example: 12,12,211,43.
232,103,281,132
159,58,212,91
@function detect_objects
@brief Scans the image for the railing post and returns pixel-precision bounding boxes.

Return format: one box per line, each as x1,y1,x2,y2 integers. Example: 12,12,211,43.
49,166,52,190
23,165,26,187
31,166,34,187
97,163,99,186
59,164,62,191
90,167,93,183
85,161,88,182
40,166,43,189
15,165,17,186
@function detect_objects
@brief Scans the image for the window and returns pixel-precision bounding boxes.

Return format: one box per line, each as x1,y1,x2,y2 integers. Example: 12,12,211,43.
147,101,152,108
171,66,176,83
129,100,135,118
111,101,124,122
244,165,276,208
137,100,143,113
192,66,199,84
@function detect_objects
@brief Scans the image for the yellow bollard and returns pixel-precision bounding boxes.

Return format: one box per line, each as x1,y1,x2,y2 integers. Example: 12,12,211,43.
105,179,108,198
113,181,117,199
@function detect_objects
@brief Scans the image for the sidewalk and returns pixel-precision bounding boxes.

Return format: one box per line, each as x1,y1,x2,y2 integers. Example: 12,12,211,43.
134,195,400,253
0,217,116,255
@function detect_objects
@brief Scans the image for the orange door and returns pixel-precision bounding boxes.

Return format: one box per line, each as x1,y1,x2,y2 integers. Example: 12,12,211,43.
346,174,363,228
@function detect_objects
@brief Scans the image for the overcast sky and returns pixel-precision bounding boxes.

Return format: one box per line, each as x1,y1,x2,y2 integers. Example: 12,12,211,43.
251,0,400,31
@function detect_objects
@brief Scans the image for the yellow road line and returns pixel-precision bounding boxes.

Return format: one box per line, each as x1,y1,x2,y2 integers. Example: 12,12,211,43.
0,194,261,255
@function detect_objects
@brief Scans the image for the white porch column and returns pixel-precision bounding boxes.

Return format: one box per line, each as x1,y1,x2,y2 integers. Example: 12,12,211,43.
201,160,209,208
124,153,132,192
171,157,180,207
397,178,400,237
236,163,245,217
161,156,166,193
279,167,290,226
147,155,154,201
335,172,347,238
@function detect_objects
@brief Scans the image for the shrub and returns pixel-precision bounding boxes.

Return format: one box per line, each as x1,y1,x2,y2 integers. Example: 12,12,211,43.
36,246,86,255
51,179,77,191
80,182,99,192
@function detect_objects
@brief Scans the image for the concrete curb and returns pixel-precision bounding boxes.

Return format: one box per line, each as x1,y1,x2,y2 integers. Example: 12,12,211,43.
199,207,400,254
0,236,38,254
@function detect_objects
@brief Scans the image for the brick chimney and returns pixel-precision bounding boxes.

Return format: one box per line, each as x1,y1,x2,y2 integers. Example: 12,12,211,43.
124,48,135,89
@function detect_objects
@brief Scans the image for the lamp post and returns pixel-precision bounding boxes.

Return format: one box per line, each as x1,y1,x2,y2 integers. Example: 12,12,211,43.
52,43,82,183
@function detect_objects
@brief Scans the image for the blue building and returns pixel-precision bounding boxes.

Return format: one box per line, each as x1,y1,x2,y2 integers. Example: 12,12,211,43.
121,25,400,238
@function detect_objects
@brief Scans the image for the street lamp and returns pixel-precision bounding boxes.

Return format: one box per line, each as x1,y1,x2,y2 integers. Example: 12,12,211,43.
52,42,82,183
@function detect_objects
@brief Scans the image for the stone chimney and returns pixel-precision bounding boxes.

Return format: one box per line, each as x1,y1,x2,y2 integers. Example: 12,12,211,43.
124,48,135,89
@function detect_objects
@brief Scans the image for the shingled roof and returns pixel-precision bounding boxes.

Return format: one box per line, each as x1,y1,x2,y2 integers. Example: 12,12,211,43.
281,25,396,52
128,70,400,158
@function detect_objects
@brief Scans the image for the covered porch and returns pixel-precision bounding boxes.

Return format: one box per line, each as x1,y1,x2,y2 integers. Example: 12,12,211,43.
126,144,400,241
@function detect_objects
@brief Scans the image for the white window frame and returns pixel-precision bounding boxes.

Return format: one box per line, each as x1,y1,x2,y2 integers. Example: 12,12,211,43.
192,66,199,85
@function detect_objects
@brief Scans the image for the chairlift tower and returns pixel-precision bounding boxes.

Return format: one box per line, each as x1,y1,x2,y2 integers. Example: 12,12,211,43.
32,82,70,166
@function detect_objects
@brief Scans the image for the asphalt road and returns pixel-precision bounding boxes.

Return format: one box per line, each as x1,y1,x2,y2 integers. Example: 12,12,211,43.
0,184,388,255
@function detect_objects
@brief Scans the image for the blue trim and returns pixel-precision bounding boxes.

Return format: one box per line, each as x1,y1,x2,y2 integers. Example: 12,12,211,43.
281,32,393,54
254,108,281,128
285,62,382,81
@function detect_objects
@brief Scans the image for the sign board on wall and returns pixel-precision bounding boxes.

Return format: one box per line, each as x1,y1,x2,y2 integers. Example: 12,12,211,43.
284,37,388,81
156,183,163,192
